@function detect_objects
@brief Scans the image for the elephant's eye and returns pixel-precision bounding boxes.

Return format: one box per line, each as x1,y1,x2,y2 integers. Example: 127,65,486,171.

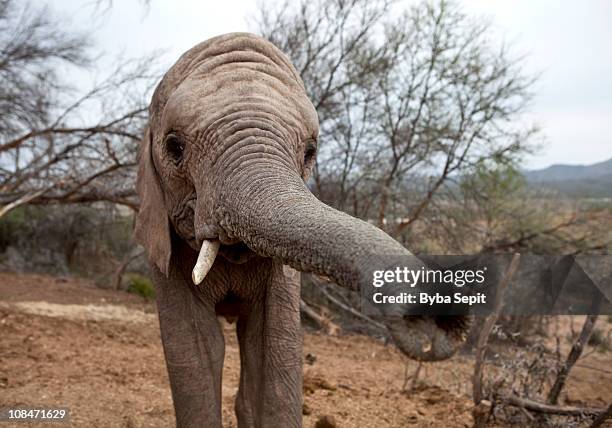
165,133,184,164
304,140,317,165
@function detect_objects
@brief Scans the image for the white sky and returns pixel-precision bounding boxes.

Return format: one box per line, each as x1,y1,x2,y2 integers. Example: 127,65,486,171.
51,0,611,169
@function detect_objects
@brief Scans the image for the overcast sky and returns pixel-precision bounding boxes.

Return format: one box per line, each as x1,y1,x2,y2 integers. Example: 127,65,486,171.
51,0,611,170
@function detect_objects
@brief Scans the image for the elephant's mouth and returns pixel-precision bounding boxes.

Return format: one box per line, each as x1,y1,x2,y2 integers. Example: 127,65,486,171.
219,241,256,264
191,238,256,285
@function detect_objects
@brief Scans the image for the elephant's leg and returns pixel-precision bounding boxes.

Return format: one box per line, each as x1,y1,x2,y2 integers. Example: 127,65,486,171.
152,266,225,428
235,264,303,428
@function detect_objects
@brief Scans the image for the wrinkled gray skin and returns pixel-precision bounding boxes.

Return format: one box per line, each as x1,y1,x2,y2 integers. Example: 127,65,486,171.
135,33,467,428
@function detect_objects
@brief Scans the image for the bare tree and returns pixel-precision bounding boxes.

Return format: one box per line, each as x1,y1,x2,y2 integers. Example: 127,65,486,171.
253,0,538,240
0,0,159,217
253,0,395,211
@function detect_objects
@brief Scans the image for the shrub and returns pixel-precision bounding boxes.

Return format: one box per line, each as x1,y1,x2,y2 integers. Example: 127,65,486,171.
0,204,141,277
0,207,28,252
126,273,155,299
588,328,610,352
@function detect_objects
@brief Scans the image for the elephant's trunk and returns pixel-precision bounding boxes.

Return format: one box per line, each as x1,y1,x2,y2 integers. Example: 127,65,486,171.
219,163,468,361
222,166,406,288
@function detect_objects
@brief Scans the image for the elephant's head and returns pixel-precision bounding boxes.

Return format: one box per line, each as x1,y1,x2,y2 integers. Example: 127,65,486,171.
134,33,467,361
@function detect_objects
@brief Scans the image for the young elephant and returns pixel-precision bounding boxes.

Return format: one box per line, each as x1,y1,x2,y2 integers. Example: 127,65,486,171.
135,33,466,428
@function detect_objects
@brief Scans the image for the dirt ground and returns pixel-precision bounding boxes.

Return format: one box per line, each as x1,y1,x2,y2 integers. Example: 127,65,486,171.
0,273,610,427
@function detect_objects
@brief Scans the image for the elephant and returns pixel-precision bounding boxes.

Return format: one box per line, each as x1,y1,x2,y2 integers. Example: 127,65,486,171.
134,32,467,428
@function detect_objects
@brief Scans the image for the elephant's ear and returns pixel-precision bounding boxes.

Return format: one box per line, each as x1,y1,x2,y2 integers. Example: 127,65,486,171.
134,127,171,276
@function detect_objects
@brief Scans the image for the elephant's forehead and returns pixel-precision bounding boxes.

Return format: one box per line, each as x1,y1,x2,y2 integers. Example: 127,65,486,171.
177,33,301,83
151,33,318,138
164,72,316,134
151,33,305,113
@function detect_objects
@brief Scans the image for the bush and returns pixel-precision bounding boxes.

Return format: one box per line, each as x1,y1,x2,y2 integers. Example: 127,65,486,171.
126,273,155,299
0,204,141,277
0,207,27,252
588,328,610,352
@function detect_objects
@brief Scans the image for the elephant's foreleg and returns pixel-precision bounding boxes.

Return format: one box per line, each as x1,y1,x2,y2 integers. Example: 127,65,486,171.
235,264,303,428
152,267,225,428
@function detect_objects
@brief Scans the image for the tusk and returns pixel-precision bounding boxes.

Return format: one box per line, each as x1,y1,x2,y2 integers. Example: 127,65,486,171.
192,240,220,285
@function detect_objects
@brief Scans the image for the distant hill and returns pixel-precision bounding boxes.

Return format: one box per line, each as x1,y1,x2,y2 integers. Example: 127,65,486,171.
523,158,612,198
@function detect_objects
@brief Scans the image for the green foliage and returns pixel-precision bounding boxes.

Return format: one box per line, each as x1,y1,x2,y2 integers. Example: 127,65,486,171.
451,159,531,251
460,159,527,208
0,206,27,251
126,273,155,299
